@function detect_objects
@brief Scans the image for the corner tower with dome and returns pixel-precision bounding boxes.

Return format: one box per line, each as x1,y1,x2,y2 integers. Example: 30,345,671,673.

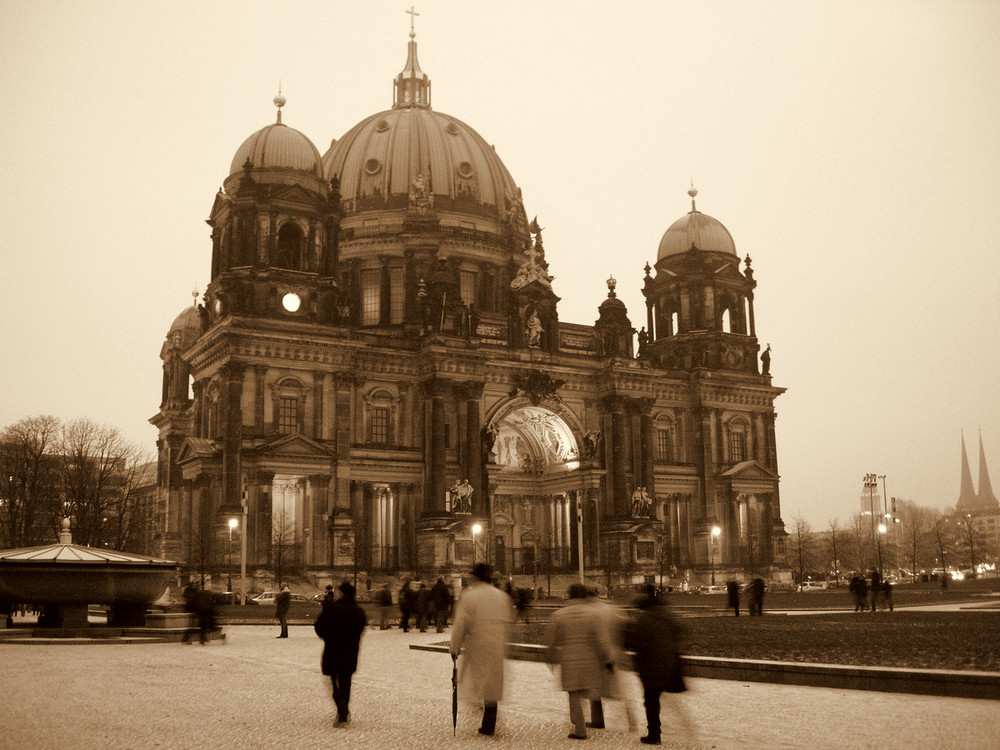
150,28,787,591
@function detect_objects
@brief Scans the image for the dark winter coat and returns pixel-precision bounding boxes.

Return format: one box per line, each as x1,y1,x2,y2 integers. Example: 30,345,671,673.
314,598,368,675
430,579,452,613
623,601,685,693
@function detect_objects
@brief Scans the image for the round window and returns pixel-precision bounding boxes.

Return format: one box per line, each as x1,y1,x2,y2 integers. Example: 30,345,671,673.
365,158,382,175
282,293,301,312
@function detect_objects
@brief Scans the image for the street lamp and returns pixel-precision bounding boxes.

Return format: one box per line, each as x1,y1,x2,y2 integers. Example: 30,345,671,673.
472,522,482,564
227,517,238,593
710,525,721,585
863,473,881,574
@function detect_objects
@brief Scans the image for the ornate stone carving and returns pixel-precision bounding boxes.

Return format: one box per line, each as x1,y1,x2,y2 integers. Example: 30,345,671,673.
509,369,565,405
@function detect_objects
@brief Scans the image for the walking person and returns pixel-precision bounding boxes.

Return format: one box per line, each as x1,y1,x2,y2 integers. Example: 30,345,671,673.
548,583,617,740
747,577,765,616
275,585,292,638
430,577,452,633
377,584,393,629
314,581,367,725
416,582,430,632
449,564,512,736
584,587,636,732
869,570,882,612
726,580,740,617
624,586,695,746
399,578,415,632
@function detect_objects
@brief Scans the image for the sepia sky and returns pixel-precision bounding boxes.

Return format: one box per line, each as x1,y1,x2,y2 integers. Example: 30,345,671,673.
1,1,998,531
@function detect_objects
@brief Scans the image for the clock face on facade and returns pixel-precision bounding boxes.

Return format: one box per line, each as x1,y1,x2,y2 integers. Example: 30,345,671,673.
282,292,301,312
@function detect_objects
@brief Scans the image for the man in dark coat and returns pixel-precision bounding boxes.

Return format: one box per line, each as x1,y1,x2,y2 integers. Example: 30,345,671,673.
275,585,292,638
314,581,368,724
726,580,740,616
624,586,691,746
429,577,452,632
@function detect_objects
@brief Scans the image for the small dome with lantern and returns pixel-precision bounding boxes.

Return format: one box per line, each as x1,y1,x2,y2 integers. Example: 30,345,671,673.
657,187,737,260
224,91,325,194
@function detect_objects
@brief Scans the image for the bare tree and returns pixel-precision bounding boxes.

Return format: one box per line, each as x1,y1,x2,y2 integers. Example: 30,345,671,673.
827,518,842,585
898,500,932,578
57,418,150,550
269,506,295,587
787,514,814,586
0,416,62,547
848,512,870,573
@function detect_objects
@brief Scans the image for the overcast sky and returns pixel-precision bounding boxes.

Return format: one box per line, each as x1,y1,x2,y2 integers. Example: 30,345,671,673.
2,1,998,531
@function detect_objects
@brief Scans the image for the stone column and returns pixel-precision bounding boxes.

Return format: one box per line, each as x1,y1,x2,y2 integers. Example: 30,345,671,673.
460,382,485,515
607,397,629,518
220,363,245,515
423,379,449,514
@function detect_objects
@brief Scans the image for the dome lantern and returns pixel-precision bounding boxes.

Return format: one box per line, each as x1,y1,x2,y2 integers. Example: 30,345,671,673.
394,8,431,109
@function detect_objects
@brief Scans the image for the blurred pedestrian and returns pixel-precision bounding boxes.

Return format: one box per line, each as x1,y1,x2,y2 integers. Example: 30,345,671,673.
548,583,617,740
194,588,217,645
449,563,512,736
399,578,416,632
275,585,291,638
747,577,765,616
585,587,636,732
869,570,882,612
377,584,393,630
882,579,894,611
624,586,695,746
322,584,335,606
726,580,740,617
314,581,367,724
416,582,430,632
849,575,864,612
430,577,452,632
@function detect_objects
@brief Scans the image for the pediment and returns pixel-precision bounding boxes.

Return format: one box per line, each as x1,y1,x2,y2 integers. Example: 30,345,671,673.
208,191,232,221
719,460,779,482
248,432,334,459
270,183,320,206
176,437,220,464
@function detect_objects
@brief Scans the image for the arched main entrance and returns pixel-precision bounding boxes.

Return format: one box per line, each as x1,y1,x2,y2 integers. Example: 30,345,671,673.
484,401,598,580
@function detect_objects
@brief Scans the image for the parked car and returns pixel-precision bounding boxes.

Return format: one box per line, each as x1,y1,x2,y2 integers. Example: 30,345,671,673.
766,581,795,593
696,585,727,595
248,592,320,612
797,581,827,592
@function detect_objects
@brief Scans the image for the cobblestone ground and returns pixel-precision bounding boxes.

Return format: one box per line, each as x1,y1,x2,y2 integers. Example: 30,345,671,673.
2,625,998,749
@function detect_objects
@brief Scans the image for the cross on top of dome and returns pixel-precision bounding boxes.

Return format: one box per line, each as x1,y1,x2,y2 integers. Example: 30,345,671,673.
394,7,430,108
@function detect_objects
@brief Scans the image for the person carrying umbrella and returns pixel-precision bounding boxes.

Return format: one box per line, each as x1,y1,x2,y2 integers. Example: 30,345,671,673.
449,563,512,736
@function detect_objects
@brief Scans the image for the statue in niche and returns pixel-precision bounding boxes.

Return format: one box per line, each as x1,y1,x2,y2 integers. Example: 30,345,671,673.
761,343,771,376
582,430,602,460
450,479,474,513
631,486,652,517
481,424,497,463
526,309,544,347
409,172,433,213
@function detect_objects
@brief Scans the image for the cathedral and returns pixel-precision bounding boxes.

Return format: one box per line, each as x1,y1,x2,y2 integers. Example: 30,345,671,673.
151,28,787,591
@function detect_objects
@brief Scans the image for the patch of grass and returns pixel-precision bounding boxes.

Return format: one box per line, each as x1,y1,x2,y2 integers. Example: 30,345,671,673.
513,612,1000,672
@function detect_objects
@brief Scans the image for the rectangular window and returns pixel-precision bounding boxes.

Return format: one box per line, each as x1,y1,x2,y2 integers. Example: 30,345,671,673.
389,267,404,324
729,431,746,463
361,268,380,326
278,397,298,435
655,429,672,461
637,541,655,560
370,406,389,445
460,270,478,306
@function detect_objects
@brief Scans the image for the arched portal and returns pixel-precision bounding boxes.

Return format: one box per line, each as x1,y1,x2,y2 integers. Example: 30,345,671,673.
484,402,597,578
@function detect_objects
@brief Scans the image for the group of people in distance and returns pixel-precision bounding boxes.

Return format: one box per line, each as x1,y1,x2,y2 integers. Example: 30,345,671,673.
849,570,895,612
309,564,690,745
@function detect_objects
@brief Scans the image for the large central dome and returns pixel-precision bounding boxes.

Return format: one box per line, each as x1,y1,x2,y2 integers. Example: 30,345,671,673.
321,33,525,233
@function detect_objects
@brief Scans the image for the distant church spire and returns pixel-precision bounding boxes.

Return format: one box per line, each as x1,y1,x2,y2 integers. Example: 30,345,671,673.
977,431,999,508
394,6,431,109
957,431,978,510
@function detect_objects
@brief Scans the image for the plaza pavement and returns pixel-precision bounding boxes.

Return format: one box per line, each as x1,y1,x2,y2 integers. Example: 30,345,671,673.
2,624,998,750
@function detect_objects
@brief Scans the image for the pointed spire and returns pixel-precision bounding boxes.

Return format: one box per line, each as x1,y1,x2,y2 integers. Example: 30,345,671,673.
977,430,999,508
686,185,702,251
394,7,431,109
957,431,978,510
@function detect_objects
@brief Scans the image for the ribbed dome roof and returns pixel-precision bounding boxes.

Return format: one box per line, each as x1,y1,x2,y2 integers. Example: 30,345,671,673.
322,107,519,214
169,305,201,336
657,189,737,260
229,121,322,179
321,34,522,224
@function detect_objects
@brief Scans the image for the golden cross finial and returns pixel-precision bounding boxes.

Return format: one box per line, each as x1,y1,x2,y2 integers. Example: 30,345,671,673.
406,5,419,38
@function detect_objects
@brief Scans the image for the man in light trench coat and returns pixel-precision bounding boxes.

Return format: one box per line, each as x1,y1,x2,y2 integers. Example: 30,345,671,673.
450,563,513,736
548,583,619,740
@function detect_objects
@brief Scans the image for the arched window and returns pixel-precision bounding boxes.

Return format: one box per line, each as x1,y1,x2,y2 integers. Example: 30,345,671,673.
364,388,397,446
274,222,304,270
718,292,740,333
360,268,381,326
654,415,676,462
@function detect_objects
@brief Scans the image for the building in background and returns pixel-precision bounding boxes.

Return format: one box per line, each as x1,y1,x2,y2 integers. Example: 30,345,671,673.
150,28,786,590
